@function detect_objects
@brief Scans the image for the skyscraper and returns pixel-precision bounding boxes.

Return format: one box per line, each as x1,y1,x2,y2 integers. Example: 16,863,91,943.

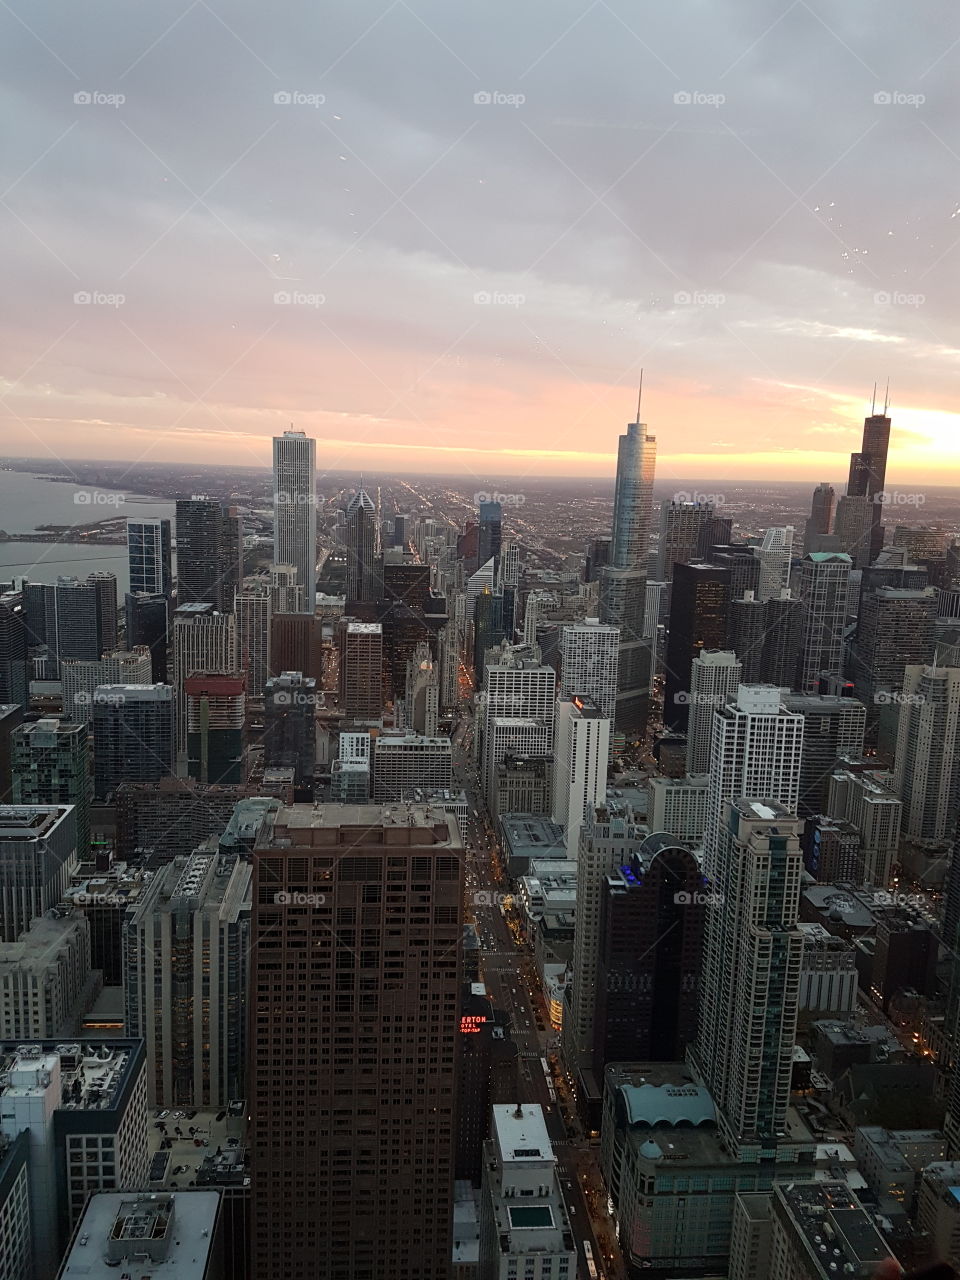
125,593,170,682
11,718,91,859
0,589,28,709
344,488,379,606
171,602,237,760
92,684,175,799
478,499,503,572
248,802,463,1280
559,619,619,722
657,500,713,581
797,552,852,692
894,664,960,843
184,672,246,785
833,402,892,566
273,430,317,612
263,671,317,787
847,585,936,712
0,805,78,942
804,482,836,553
235,586,272,700
781,693,867,817
175,498,242,612
663,563,731,731
338,620,384,721
127,517,173,597
685,650,742,776
88,570,119,654
754,526,794,601
551,695,610,856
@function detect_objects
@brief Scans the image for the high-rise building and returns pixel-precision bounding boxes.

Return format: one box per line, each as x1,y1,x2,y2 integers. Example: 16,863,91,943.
0,805,78,942
171,602,237,758
115,777,241,865
781,693,867,818
331,731,372,803
263,671,317,787
584,535,612,583
273,429,317,612
685,650,742,776
847,585,936,712
0,590,28,709
87,571,119,654
344,488,379,606
478,1104,577,1280
30,577,100,675
826,764,902,885
692,799,806,1156
473,589,504,686
0,705,22,803
92,684,175,799
480,647,556,805
372,732,453,801
754,526,794,601
766,1181,895,1278
124,592,169,682
124,848,250,1107
804,482,836,553
709,543,762,600
478,500,503,573
0,912,90,1040
550,696,610,857
647,774,710,844
184,673,246,785
235,586,271,700
248,803,463,1280
270,610,322,683
338,620,383,721
657,500,713,581
758,590,804,688
175,498,242,612
663,563,731,731
894,664,960,843
11,718,90,860
403,644,439,736
559,619,619,722
833,404,892,567
797,552,852,692
269,562,306,615
61,646,154,722
127,516,173,597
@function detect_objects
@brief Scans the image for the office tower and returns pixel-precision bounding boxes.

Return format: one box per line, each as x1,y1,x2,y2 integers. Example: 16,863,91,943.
344,488,379,605
766,1182,895,1278
175,498,242,612
115,777,241,864
332,730,372,802
551,696,610,856
657,500,713,581
0,589,28,709
87,571,118,654
804,482,836,553
834,403,892,567
894,664,960,843
124,849,251,1107
0,913,90,1040
686,650,742,775
273,429,317,612
692,799,805,1155
32,577,100,674
124,592,169,681
0,1039,149,1277
127,516,173,596
759,590,804,687
894,523,949,560
781,694,867,817
593,838,704,1071
0,705,22,802
269,562,306,615
479,1104,577,1280
270,610,323,683
392,512,410,548
478,499,503,571
0,805,77,942
559,619,619,722
263,671,317,787
563,797,647,1072
92,684,175,799
248,803,463,1280
710,543,762,599
11,718,91,859
60,1190,226,1280
727,592,766,682
185,673,246,785
61,646,153,722
644,580,666,638
647,774,710,844
585,535,612,582
663,563,731,731
473,588,504,686
797,552,852,692
481,647,556,804
847,585,936,710
235,586,272,699
372,732,453,801
826,765,901,885
338,620,384,721
171,602,237,757
0,1130,29,1280
404,643,439,736
754,526,794,601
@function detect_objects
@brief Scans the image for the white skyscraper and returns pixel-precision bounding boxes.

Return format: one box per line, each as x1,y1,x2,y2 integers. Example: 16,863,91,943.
273,430,317,613
685,650,742,776
481,647,556,806
754,525,794,602
551,696,610,857
894,664,960,843
559,619,619,722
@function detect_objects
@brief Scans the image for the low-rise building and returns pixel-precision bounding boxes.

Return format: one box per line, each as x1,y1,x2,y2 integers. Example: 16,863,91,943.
917,1162,960,1273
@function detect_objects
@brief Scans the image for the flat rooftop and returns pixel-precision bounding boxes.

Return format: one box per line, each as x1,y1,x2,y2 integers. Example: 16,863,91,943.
1,1041,136,1112
777,1181,892,1272
492,1103,553,1163
58,1190,221,1279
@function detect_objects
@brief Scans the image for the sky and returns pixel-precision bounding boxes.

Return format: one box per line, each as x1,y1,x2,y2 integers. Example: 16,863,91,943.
2,0,960,485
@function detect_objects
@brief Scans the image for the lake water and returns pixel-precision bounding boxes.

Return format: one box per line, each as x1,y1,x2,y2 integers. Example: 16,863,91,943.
0,470,175,592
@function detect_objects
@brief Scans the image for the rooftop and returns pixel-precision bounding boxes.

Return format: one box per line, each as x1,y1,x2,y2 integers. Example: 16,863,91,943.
0,1040,137,1112
776,1180,892,1273
492,1103,553,1163
58,1190,221,1279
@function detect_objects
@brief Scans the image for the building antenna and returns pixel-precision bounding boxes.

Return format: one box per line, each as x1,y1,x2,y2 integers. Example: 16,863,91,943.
871,382,877,415
883,379,890,415
635,369,644,424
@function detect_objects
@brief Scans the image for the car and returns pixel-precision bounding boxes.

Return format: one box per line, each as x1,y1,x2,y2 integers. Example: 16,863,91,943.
185,1110,198,1119
157,1110,170,1120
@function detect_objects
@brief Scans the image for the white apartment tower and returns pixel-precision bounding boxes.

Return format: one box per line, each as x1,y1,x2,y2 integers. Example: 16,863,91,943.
686,650,742,776
273,430,317,612
894,664,960,843
551,696,610,858
559,619,619,722
755,526,795,602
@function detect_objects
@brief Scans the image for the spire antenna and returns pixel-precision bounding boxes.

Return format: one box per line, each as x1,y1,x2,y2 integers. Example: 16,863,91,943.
884,378,890,415
636,369,644,424
871,382,877,415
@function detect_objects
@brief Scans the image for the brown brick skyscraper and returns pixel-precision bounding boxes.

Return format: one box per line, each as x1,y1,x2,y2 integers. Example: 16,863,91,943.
248,802,463,1280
